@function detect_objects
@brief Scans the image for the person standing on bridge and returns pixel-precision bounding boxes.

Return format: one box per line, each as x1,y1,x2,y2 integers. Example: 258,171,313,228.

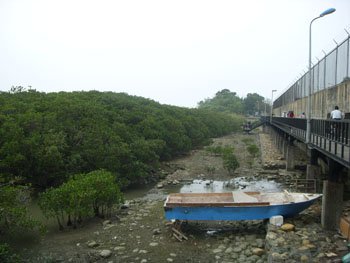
330,106,342,120
330,106,343,140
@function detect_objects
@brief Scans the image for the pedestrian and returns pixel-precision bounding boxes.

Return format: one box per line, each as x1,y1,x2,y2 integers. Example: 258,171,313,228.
287,111,294,118
330,106,342,120
330,106,343,140
299,112,306,118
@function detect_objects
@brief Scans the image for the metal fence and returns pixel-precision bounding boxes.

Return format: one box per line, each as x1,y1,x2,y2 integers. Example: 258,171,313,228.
274,35,350,108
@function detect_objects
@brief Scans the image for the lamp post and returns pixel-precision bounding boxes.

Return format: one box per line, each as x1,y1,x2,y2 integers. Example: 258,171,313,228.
270,90,277,123
306,8,336,144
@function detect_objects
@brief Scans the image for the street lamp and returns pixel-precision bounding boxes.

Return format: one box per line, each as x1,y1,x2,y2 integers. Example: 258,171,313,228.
306,7,336,144
270,90,277,123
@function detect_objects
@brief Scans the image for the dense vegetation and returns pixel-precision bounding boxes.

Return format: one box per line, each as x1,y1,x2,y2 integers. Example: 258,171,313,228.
0,88,242,189
198,89,267,116
39,170,123,230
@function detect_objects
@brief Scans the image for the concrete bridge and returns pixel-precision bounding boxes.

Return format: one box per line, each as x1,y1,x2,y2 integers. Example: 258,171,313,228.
266,34,350,232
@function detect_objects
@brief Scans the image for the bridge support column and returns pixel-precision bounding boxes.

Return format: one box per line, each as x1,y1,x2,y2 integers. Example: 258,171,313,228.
322,181,343,230
321,158,344,230
282,138,288,159
306,149,321,180
262,124,267,133
286,143,295,171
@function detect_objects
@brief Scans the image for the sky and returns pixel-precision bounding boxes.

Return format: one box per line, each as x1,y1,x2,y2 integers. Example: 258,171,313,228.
1,0,350,108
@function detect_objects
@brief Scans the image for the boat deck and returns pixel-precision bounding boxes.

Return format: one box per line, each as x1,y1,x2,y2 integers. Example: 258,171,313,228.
165,192,270,207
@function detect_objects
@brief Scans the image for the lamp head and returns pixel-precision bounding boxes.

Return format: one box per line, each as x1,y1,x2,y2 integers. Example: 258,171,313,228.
320,8,336,17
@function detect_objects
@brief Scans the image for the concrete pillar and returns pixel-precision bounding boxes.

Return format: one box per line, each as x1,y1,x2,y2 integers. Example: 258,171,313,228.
286,144,295,171
306,165,321,180
282,139,288,158
306,149,321,180
321,180,343,230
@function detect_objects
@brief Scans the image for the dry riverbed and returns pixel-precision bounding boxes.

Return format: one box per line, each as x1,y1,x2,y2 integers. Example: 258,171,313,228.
17,130,349,262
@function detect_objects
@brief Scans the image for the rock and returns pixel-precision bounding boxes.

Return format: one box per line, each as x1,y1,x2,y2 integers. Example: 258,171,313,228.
153,228,161,235
149,242,158,247
252,248,265,256
156,183,164,189
102,220,111,226
300,255,309,262
172,180,179,185
280,223,295,232
233,247,242,253
100,250,112,258
114,246,125,251
87,241,99,248
121,202,130,209
224,247,233,254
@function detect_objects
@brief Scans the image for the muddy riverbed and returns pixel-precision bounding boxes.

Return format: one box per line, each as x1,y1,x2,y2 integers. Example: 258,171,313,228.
13,130,349,262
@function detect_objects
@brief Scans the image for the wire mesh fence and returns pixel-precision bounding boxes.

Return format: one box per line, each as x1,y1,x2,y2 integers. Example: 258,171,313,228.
275,34,350,108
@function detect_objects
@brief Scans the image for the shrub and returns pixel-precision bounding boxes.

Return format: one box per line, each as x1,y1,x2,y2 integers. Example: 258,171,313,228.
247,144,259,157
39,170,124,230
0,185,42,234
0,243,20,263
222,152,240,175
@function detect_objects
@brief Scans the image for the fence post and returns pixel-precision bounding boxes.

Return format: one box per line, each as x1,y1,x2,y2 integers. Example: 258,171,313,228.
335,43,338,84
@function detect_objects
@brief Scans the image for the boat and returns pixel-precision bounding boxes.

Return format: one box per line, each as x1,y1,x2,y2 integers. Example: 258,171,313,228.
164,191,322,221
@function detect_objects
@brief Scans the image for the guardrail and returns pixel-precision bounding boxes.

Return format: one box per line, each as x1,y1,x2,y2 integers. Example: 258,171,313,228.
268,117,350,168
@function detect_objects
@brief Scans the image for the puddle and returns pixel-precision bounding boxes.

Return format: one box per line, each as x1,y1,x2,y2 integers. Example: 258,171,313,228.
178,177,282,193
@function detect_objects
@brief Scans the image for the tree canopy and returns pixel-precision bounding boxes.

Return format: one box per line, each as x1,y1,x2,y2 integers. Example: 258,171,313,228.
197,89,267,116
0,89,243,189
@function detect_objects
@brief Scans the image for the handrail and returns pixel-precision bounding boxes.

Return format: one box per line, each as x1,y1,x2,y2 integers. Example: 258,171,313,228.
269,117,350,168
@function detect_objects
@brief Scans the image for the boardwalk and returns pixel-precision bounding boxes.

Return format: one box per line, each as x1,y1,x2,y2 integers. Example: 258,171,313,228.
270,117,350,168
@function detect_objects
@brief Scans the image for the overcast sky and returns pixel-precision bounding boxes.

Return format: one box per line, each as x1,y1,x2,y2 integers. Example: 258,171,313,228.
1,0,349,108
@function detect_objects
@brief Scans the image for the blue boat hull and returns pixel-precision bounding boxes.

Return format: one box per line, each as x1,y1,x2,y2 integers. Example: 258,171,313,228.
164,199,318,221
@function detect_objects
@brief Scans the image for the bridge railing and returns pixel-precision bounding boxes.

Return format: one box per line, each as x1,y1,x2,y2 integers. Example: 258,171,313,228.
270,117,350,167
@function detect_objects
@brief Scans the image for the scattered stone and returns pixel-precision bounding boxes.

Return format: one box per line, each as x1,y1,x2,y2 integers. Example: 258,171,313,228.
153,228,161,235
121,202,130,209
102,220,111,226
280,223,295,232
100,249,112,258
252,248,264,256
87,241,99,248
300,255,309,262
114,246,126,251
149,242,158,247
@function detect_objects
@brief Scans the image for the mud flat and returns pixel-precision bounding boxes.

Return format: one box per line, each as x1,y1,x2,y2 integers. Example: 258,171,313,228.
19,130,347,262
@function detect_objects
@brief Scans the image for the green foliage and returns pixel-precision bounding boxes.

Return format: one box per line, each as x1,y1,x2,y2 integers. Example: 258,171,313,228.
222,151,240,175
204,144,239,174
242,138,254,145
0,90,240,188
205,144,235,156
246,144,259,158
0,243,20,263
243,93,265,115
39,170,124,230
197,89,244,114
0,185,42,234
